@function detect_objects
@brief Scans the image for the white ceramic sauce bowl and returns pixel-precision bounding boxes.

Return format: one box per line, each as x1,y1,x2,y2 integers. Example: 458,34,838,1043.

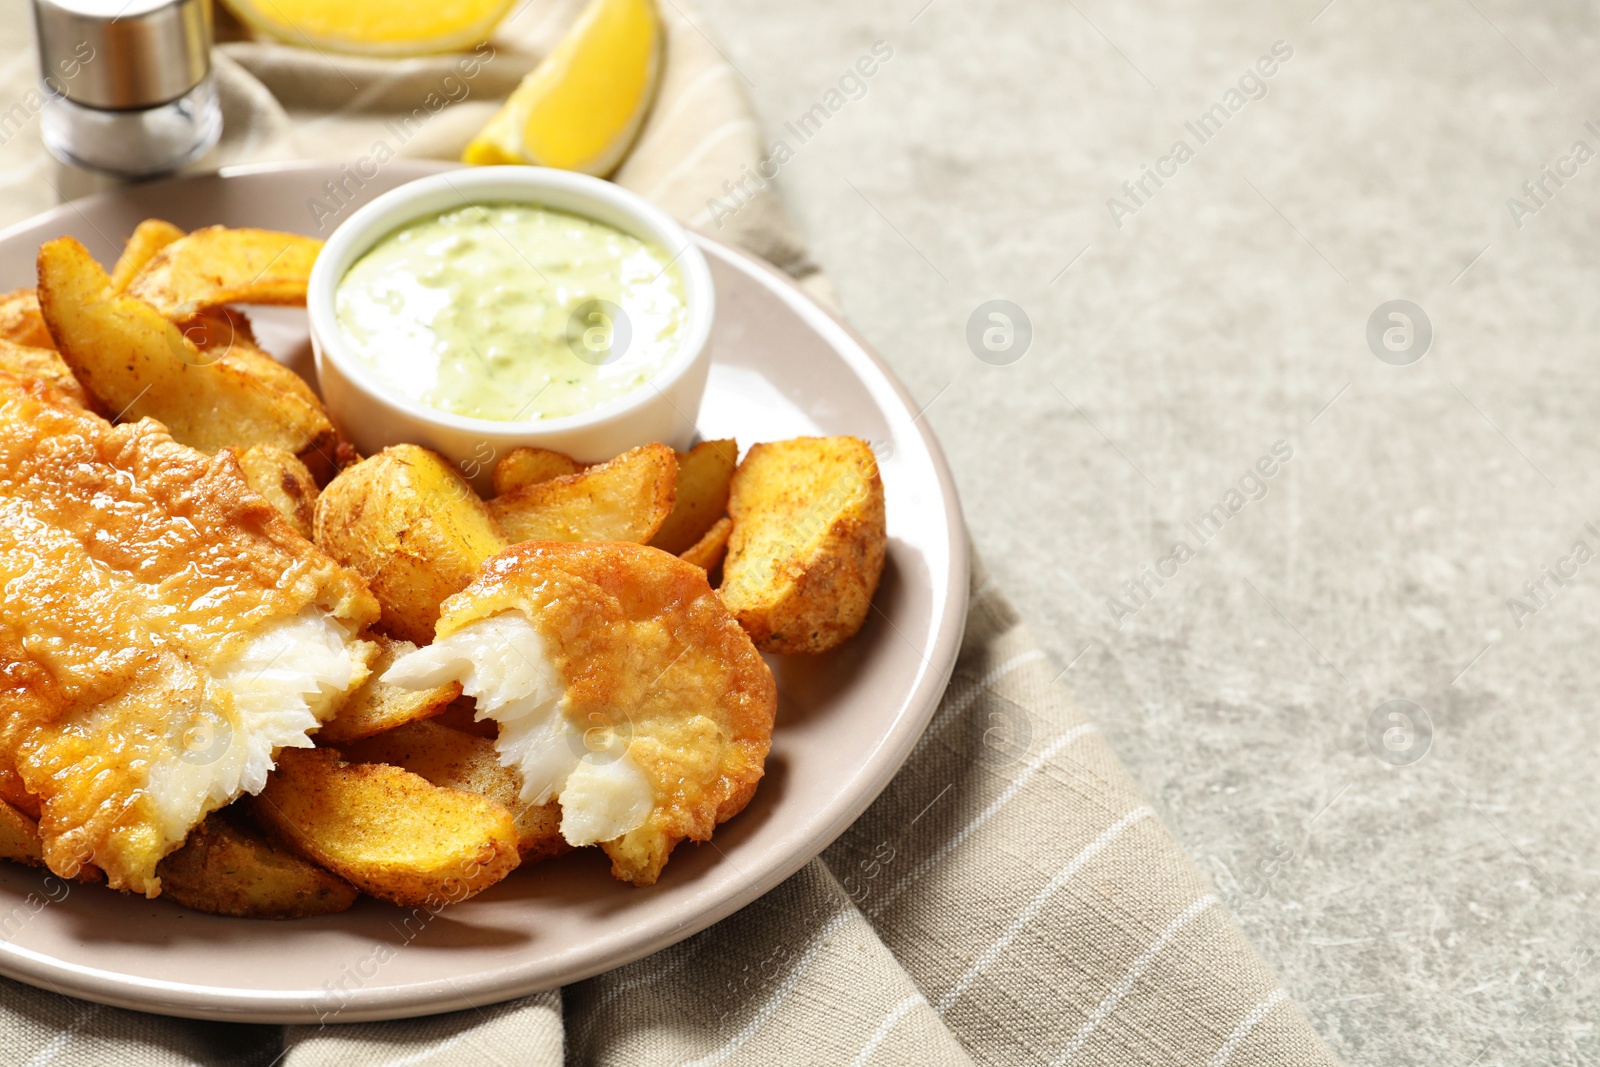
308,167,715,494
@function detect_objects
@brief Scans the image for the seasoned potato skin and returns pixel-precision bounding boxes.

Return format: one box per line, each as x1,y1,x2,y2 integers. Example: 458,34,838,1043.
650,438,737,555
110,219,185,292
155,813,359,919
343,720,569,863
680,515,732,573
489,443,676,545
232,444,319,540
317,635,460,744
0,797,43,867
492,447,580,496
253,747,519,908
720,436,887,654
125,226,322,319
36,237,336,458
314,445,509,644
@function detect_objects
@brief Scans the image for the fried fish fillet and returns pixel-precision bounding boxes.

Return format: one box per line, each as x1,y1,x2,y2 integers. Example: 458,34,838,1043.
385,541,776,886
0,372,379,895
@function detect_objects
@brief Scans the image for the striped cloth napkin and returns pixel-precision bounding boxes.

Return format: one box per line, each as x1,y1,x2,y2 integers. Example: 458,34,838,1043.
0,1,1343,1063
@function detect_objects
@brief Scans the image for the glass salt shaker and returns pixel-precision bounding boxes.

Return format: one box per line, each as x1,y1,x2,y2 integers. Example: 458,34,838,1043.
32,0,222,178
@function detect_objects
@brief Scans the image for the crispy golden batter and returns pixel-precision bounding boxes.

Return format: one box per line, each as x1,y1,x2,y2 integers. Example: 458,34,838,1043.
0,288,53,349
0,372,378,894
432,541,776,886
0,339,88,408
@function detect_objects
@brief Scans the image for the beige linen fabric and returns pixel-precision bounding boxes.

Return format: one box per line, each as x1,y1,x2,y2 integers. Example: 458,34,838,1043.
0,2,1338,1063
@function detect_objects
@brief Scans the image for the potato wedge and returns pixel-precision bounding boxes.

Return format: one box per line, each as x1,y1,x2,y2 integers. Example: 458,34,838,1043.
492,446,581,497
125,226,322,319
680,515,733,573
37,237,336,457
315,445,509,644
0,797,43,867
0,288,53,349
343,721,568,863
489,443,676,545
155,813,359,919
650,439,737,555
720,436,887,654
317,635,461,744
110,218,185,292
253,747,519,908
232,443,318,539
0,340,89,407
176,306,343,468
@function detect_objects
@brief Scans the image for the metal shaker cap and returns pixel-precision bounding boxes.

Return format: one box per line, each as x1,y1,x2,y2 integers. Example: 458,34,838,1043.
32,0,212,111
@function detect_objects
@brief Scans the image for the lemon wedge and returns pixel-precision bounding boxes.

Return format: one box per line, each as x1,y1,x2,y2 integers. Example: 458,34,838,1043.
220,0,513,57
463,0,661,176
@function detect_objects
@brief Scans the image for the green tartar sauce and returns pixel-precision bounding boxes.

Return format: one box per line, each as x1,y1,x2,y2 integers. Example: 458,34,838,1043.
335,202,687,422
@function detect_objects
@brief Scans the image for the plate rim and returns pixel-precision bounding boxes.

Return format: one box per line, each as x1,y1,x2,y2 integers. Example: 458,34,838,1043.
0,161,970,1022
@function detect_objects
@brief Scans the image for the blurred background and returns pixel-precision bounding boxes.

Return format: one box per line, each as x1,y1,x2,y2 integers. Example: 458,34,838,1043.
694,4,1600,1064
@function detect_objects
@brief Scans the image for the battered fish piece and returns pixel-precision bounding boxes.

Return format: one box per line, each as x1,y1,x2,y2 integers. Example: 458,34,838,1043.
0,289,52,350
385,542,776,886
0,372,379,895
0,339,88,408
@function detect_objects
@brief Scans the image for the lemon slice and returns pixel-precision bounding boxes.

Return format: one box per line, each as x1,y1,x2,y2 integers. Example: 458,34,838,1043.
463,0,661,176
220,0,513,57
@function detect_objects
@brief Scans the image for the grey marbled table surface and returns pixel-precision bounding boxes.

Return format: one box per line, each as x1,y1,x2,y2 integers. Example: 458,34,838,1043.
695,0,1600,1063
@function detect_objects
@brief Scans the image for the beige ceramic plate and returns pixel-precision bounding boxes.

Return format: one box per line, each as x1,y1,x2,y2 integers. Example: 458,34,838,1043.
0,162,968,1023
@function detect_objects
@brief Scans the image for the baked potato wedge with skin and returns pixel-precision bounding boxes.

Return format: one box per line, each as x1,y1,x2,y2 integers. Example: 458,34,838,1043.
316,635,461,744
37,237,337,457
342,721,569,863
650,438,737,555
0,797,44,866
252,747,519,908
0,288,54,349
680,515,732,573
0,339,88,408
721,436,887,654
110,218,185,292
492,446,581,496
180,307,343,469
155,813,359,919
489,442,676,545
125,226,322,319
233,444,319,539
315,445,509,644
